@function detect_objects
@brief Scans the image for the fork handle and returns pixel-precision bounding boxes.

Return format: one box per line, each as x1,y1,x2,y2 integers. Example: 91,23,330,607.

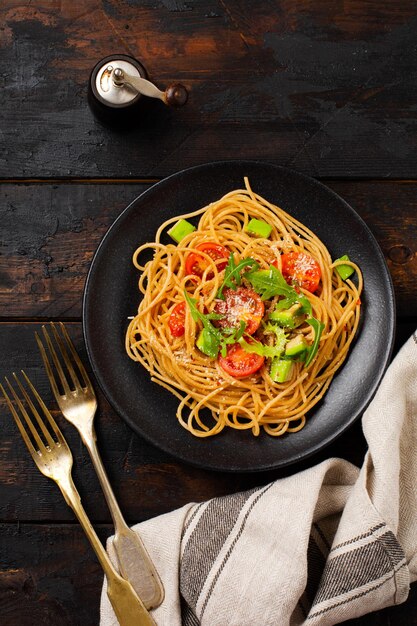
83,431,164,609
57,476,156,626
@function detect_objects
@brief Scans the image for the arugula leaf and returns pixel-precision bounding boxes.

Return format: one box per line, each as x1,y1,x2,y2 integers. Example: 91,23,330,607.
184,290,205,324
205,312,224,321
304,318,325,367
184,290,222,341
245,265,312,315
244,266,285,300
239,335,286,359
197,327,221,359
216,255,259,299
273,292,311,315
219,321,246,356
234,320,246,342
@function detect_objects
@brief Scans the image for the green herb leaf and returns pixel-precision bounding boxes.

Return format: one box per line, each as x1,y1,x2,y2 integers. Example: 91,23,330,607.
244,265,286,300
196,328,221,359
184,291,223,358
219,321,246,356
216,255,259,299
239,334,286,359
234,320,246,341
205,312,224,321
304,318,325,367
245,265,312,315
183,290,204,324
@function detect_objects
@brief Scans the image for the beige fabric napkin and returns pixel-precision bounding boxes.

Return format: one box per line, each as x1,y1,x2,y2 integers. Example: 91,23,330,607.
100,331,417,625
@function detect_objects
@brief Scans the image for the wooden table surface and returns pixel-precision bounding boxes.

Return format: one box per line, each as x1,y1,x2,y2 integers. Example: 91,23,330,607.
1,2,417,624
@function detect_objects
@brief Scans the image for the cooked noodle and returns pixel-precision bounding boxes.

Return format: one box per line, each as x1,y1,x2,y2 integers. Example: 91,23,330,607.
126,179,362,438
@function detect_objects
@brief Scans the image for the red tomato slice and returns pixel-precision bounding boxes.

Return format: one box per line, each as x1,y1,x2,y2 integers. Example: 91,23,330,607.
168,301,186,337
185,242,229,278
214,287,264,335
218,342,264,379
278,251,321,293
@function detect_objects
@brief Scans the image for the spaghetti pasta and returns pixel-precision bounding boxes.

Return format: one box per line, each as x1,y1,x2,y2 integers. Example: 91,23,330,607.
126,179,362,438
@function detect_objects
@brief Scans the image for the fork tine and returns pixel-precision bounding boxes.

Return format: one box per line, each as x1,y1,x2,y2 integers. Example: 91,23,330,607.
58,322,91,389
4,376,47,453
35,331,62,401
50,322,84,392
39,325,71,396
21,370,65,444
13,372,55,449
0,382,38,459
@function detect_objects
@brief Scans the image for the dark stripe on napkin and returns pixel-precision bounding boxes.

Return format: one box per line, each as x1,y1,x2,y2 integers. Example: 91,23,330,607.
314,529,405,604
180,487,258,608
304,525,329,605
181,502,205,540
199,484,274,619
181,597,200,626
308,565,405,620
307,526,407,619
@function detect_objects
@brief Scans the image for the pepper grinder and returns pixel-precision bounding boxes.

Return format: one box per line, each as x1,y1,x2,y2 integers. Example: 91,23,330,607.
88,54,188,125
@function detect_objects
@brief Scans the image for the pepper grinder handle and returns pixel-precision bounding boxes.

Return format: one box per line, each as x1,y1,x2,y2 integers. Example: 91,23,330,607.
112,67,188,107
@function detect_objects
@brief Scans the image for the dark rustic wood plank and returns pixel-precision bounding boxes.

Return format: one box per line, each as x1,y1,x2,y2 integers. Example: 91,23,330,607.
1,1,416,178
0,183,151,319
1,181,416,318
0,523,109,626
0,522,416,626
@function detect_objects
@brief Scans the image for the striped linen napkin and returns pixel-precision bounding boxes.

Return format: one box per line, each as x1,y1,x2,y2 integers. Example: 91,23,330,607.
100,331,417,625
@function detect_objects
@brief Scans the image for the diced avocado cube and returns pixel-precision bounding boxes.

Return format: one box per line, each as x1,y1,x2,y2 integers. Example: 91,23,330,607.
268,303,304,329
335,255,355,281
270,358,294,383
167,219,196,243
196,328,219,359
285,335,308,357
245,218,273,239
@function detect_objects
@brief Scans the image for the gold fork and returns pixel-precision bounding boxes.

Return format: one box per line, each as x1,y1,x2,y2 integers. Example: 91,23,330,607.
35,322,164,610
1,372,155,626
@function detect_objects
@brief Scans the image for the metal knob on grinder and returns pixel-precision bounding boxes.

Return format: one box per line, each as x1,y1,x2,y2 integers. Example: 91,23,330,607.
88,54,188,124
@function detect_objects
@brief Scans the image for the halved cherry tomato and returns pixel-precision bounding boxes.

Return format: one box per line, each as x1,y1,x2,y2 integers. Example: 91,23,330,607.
218,341,264,379
214,287,264,335
168,301,186,337
185,242,229,279
276,251,321,293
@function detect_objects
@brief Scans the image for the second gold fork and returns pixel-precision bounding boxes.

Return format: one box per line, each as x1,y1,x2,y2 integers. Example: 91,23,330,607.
36,322,164,610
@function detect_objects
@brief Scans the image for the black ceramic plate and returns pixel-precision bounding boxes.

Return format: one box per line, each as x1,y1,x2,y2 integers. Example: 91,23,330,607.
83,161,395,472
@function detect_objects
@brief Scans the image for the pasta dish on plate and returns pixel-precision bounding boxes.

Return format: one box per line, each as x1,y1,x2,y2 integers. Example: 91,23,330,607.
126,179,362,438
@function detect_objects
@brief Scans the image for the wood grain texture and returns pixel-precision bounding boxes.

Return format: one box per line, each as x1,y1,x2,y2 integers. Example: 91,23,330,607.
0,523,108,626
1,0,416,178
0,183,150,318
1,180,416,318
